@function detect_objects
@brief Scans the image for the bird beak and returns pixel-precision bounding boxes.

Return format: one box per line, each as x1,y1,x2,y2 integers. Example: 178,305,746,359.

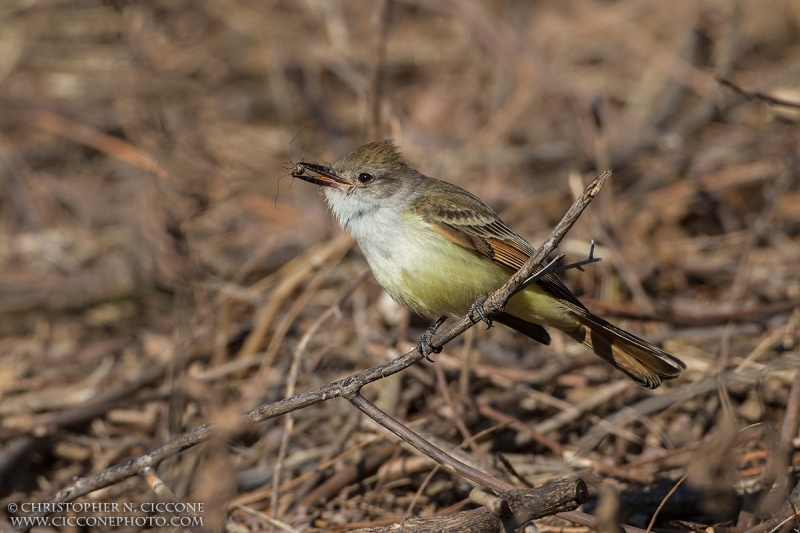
292,162,351,190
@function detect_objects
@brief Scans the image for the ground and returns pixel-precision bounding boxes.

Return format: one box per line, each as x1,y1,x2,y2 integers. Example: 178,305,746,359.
1,1,799,532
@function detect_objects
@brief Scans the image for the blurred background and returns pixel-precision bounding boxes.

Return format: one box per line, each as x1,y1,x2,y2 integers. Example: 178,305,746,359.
1,0,800,531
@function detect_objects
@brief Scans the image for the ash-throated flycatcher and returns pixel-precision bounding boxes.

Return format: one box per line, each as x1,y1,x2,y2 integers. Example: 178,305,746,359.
292,140,685,388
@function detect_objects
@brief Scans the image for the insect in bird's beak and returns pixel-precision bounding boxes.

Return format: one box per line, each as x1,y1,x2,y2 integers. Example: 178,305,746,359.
291,162,351,190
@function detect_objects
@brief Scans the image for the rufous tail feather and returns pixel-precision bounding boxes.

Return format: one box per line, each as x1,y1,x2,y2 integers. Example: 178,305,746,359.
565,309,686,389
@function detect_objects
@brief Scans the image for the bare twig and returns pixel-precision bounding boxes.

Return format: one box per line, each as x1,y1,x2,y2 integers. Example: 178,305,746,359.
29,110,168,178
141,467,211,533
232,505,300,533
298,444,397,508
717,76,800,110
645,472,688,533
585,298,800,328
433,363,488,466
469,488,509,515
1,359,165,440
237,234,353,364
267,245,351,518
365,0,392,141
754,372,800,514
348,392,512,491
403,422,510,517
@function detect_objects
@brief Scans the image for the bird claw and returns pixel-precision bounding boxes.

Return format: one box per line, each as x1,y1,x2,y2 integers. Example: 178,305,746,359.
417,316,446,362
468,295,493,329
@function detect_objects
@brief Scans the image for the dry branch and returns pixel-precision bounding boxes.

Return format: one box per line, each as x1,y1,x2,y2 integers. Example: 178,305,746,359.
349,479,587,533
141,468,211,533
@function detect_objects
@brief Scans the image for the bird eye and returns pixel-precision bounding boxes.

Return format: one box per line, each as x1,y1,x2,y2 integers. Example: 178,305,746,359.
357,173,374,184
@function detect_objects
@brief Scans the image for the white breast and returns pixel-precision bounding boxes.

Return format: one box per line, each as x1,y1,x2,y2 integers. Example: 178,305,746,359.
333,197,413,279
324,189,427,303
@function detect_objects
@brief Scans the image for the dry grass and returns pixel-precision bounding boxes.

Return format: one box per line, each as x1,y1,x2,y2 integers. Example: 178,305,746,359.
1,0,800,531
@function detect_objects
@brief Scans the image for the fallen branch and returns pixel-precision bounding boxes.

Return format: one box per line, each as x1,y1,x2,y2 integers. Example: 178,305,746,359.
348,479,587,533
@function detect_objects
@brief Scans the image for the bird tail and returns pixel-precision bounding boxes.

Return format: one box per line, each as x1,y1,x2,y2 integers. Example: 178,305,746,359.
564,308,686,389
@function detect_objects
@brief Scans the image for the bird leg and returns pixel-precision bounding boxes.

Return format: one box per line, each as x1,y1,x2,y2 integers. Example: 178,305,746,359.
417,316,446,362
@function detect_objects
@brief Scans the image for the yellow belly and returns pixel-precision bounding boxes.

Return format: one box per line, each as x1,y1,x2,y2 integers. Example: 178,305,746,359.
363,218,573,329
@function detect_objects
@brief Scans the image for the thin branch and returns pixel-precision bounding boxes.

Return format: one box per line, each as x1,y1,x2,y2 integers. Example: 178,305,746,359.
583,297,800,328
365,0,393,141
1,359,164,440
646,473,688,533
232,505,300,533
717,76,800,110
433,363,488,466
348,392,512,492
141,468,211,533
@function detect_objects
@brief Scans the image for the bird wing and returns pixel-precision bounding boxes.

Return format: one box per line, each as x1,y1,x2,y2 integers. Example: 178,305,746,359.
410,180,587,309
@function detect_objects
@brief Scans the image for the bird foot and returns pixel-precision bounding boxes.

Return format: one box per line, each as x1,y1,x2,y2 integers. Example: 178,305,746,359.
417,316,446,362
468,295,493,329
